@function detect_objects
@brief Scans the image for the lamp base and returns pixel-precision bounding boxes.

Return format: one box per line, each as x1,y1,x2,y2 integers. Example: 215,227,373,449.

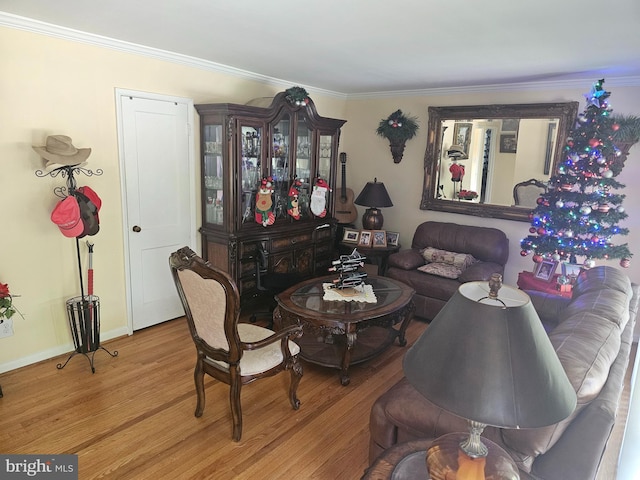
426,432,519,480
362,208,384,230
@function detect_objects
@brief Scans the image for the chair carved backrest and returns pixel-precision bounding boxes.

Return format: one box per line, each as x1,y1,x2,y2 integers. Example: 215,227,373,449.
513,178,547,208
169,247,242,363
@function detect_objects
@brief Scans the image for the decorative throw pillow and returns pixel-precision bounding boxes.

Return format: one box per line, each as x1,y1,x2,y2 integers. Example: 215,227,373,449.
417,262,462,279
421,247,477,270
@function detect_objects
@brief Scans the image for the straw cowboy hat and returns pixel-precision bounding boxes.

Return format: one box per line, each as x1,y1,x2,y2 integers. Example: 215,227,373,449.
447,144,466,157
33,135,91,168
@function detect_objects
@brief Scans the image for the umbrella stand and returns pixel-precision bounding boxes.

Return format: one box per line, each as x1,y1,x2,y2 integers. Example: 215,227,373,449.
37,164,117,373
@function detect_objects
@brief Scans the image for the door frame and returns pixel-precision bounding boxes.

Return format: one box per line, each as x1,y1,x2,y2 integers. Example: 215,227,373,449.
115,88,198,334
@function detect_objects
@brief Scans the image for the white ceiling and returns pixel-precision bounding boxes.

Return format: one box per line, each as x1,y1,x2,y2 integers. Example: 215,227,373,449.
2,0,640,95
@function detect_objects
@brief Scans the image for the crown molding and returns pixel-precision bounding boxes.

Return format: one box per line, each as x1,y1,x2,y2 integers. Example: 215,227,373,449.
2,12,639,100
0,12,345,100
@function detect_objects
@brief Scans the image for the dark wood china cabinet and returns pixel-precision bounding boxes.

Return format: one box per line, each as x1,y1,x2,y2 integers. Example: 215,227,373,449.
195,91,346,306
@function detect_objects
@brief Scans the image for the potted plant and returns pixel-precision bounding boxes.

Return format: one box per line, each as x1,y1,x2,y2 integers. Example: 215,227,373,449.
457,189,478,201
0,282,23,322
376,109,419,163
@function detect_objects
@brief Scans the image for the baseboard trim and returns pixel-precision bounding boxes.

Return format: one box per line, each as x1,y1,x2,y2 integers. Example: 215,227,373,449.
0,326,130,374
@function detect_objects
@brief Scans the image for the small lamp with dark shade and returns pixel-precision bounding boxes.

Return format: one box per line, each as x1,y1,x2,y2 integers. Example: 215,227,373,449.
403,274,577,480
354,178,393,230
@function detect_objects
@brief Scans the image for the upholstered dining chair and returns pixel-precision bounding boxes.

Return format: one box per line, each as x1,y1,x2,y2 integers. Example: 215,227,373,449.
169,246,303,441
513,178,547,208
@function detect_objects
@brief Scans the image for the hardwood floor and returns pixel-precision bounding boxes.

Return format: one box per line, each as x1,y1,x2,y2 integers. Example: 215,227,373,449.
0,316,429,479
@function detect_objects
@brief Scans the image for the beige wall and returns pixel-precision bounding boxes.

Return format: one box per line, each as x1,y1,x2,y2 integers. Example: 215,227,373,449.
2,24,639,372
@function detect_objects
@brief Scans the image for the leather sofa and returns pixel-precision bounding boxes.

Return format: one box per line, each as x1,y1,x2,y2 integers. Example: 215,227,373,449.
386,221,509,321
369,265,639,480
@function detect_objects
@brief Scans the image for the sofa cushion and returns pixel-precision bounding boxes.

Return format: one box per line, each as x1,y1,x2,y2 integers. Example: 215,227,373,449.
458,261,505,282
572,265,633,299
386,268,461,302
387,249,425,271
421,247,477,270
411,221,509,266
417,262,462,279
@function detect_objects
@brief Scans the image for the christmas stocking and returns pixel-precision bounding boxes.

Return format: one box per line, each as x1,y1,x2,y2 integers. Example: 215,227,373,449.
287,180,302,220
311,178,330,217
255,178,276,227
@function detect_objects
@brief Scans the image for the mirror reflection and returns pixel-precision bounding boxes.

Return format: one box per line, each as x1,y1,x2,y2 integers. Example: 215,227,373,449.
421,102,579,222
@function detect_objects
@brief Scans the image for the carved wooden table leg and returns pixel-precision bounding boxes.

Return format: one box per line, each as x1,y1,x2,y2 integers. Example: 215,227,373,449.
396,301,415,346
340,331,357,386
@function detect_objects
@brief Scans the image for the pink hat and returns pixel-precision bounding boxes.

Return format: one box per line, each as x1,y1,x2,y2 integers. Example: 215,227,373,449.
51,196,84,238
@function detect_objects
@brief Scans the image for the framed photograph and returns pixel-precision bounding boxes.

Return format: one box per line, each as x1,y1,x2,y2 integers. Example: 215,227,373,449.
502,118,520,132
386,231,400,247
342,228,360,244
358,230,372,247
534,259,558,282
500,133,517,153
561,262,582,283
372,230,387,248
452,122,472,159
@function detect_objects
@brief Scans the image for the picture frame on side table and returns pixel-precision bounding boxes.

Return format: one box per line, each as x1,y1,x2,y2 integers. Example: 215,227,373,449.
561,262,582,284
372,230,387,248
342,228,360,244
534,259,558,282
358,230,372,247
386,231,400,247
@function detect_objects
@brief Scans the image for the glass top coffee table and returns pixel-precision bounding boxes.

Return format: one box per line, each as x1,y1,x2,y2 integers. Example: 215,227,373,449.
274,275,415,385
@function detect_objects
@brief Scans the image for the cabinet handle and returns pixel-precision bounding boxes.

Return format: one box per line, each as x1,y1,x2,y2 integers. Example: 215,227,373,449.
132,225,142,233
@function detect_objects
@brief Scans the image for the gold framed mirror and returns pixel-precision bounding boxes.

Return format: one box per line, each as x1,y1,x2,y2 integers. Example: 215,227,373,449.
420,102,579,221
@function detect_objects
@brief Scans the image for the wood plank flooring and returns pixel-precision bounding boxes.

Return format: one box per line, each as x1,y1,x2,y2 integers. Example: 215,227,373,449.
0,316,428,479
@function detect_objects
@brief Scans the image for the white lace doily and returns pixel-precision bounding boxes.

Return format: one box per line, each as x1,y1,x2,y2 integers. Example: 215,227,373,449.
322,283,377,303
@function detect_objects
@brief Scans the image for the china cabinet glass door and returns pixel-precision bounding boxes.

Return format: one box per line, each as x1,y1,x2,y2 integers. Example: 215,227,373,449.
271,115,291,220
240,124,263,224
318,134,333,181
203,123,224,225
296,115,312,219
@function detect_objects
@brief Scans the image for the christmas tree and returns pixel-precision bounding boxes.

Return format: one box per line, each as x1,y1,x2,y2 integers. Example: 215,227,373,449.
520,79,632,268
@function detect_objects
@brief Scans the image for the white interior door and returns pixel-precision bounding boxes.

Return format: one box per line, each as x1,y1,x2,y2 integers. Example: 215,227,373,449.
117,91,196,331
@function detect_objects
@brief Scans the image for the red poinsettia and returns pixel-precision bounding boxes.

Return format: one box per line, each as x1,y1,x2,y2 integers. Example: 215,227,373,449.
457,190,478,200
0,282,23,321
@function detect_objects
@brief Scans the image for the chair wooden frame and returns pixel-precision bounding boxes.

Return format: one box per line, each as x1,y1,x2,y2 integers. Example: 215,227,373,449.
513,178,547,207
169,246,303,441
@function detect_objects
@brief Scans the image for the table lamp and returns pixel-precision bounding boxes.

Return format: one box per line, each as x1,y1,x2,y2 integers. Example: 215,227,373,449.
403,274,577,480
354,178,393,230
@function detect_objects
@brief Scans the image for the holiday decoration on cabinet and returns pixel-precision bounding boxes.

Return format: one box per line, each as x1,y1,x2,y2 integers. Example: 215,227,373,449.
196,89,346,306
520,79,635,277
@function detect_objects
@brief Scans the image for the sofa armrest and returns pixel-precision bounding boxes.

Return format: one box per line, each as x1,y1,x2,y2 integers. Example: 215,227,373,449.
530,402,614,480
525,290,571,329
387,249,424,270
458,261,504,282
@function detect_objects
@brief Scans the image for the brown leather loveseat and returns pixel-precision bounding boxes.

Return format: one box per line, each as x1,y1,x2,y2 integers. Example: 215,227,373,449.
369,265,639,480
386,221,509,321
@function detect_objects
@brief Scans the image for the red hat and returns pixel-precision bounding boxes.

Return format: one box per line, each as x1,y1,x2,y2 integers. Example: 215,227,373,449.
51,196,84,238
77,186,102,223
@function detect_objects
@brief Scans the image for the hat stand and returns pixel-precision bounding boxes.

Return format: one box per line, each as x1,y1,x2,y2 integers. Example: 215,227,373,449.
36,164,118,373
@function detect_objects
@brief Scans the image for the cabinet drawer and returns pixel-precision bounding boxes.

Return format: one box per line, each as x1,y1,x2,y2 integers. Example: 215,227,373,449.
314,226,333,241
271,232,312,251
239,241,258,259
315,242,333,258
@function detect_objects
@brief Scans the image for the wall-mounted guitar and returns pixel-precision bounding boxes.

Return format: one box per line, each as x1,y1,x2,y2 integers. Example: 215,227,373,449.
334,152,358,224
